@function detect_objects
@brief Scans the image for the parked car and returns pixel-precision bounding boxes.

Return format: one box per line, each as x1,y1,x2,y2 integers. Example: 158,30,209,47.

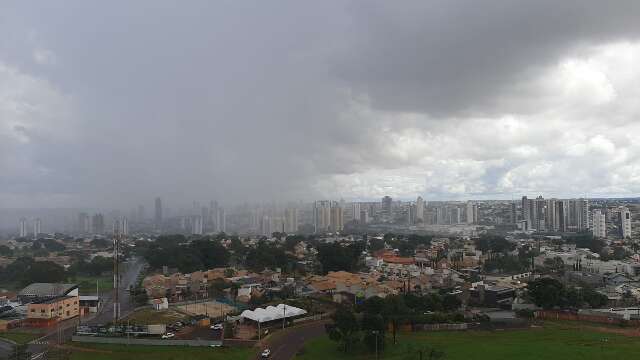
210,323,223,330
261,349,271,358
161,333,175,339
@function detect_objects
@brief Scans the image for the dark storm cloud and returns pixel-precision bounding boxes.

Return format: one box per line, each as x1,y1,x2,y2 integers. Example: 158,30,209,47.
2,1,640,208
334,0,640,115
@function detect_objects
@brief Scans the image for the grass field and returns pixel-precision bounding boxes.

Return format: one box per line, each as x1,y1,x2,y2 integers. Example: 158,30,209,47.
67,343,254,360
72,275,114,295
0,332,40,345
123,308,187,325
295,324,640,360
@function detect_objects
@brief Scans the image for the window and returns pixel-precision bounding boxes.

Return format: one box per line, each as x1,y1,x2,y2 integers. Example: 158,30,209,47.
30,309,35,313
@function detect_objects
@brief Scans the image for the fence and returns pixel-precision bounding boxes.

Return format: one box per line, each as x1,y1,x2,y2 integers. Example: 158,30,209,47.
72,335,222,347
535,310,640,326
416,323,469,331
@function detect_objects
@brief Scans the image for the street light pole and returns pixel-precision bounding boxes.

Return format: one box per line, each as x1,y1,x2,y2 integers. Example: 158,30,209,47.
372,330,379,360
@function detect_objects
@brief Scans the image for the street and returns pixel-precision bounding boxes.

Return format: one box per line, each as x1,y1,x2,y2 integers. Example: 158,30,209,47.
86,256,146,325
263,321,327,360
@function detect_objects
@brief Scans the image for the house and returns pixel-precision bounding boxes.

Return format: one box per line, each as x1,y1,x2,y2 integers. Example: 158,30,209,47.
79,295,101,314
151,297,169,311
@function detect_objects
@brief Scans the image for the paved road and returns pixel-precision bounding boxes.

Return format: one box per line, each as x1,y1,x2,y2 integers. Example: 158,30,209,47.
86,256,146,325
263,321,327,360
0,338,15,359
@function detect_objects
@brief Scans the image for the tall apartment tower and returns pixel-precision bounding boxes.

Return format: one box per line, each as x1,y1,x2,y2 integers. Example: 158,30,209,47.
466,201,479,224
521,196,531,228
617,206,632,239
192,215,203,235
330,202,344,232
313,200,332,233
33,218,42,238
416,196,425,222
592,209,606,238
19,218,28,238
284,208,299,233
351,203,361,223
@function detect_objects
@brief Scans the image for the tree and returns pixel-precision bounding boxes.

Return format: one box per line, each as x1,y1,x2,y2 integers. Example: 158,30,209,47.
361,313,385,353
528,278,565,309
0,245,13,257
442,294,461,312
326,307,360,353
383,295,410,345
23,261,66,285
317,242,364,274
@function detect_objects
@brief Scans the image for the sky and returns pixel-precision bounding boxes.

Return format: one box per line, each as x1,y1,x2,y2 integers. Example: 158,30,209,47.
2,1,640,208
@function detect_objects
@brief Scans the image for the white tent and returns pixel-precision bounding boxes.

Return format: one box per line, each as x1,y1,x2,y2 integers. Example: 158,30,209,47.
240,304,307,323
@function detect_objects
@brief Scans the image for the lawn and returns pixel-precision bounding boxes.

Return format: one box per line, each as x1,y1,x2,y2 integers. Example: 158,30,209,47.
0,332,40,345
72,275,114,295
123,308,187,325
68,343,254,360
296,325,640,360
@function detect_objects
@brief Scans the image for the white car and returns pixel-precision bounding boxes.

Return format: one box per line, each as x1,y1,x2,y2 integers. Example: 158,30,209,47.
261,349,271,358
210,323,223,330
161,333,175,339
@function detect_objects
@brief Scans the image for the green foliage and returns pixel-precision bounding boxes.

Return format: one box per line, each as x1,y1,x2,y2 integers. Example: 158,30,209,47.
244,241,292,272
68,256,112,277
0,257,66,286
142,236,229,273
317,242,364,274
326,307,361,353
90,238,111,248
564,233,605,253
474,235,515,253
528,278,607,309
0,245,13,257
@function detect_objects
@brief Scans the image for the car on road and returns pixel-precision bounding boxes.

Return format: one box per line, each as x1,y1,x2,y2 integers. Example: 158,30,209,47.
161,333,175,339
210,323,223,330
261,349,271,358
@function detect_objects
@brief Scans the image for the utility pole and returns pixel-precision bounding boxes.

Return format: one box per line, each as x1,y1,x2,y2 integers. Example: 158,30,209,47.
282,305,286,330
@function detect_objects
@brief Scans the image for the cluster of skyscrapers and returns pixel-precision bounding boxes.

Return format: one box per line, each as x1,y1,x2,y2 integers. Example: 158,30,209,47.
518,196,632,239
18,217,41,239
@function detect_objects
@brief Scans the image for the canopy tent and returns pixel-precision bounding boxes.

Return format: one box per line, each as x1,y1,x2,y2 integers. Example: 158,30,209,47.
240,304,307,323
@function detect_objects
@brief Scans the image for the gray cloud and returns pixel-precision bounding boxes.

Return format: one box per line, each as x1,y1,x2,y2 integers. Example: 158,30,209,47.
2,1,640,209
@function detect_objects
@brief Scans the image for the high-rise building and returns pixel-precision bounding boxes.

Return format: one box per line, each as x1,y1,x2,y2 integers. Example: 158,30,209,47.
154,197,163,227
381,196,392,218
113,217,129,236
351,203,361,223
284,208,299,233
19,218,28,238
33,218,42,238
416,197,425,222
92,214,105,234
360,209,369,224
78,212,91,233
330,203,344,232
314,201,332,233
219,208,226,233
521,196,531,228
617,206,632,239
555,200,568,232
192,215,203,235
466,201,478,225
510,202,517,224
592,209,606,238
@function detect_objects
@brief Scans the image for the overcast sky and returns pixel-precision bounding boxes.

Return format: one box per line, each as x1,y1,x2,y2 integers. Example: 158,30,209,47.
2,1,640,208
